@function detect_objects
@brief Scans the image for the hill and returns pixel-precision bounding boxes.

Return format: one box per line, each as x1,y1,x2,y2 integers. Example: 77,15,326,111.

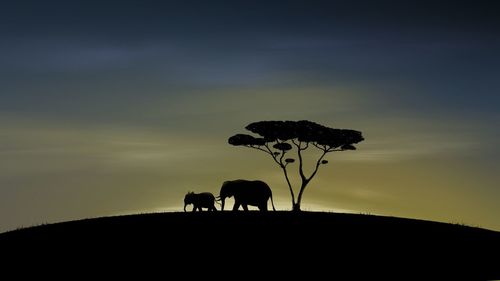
1,211,499,279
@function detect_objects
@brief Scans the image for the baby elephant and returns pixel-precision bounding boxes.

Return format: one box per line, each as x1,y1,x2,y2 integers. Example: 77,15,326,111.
184,192,217,212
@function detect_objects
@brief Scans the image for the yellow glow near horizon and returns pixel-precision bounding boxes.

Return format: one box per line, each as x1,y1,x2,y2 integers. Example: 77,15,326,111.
0,85,498,232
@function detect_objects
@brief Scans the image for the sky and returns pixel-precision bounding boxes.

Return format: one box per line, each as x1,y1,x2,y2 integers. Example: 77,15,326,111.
0,0,499,232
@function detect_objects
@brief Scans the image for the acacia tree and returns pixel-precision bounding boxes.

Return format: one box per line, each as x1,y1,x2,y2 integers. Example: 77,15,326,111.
228,120,364,211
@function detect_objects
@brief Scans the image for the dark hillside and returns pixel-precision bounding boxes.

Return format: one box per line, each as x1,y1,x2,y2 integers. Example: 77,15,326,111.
1,212,499,279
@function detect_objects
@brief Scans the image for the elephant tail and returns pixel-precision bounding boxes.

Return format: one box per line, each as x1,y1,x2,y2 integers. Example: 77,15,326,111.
270,193,276,211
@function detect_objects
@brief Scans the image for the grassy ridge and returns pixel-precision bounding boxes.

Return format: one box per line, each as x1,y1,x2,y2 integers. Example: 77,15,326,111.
1,211,499,279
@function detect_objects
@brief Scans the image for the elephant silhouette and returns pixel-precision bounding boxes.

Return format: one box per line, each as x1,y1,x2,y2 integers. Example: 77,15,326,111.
184,192,217,212
218,179,276,211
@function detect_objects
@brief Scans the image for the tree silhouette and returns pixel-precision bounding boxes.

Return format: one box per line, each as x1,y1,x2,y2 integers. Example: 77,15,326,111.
228,120,364,211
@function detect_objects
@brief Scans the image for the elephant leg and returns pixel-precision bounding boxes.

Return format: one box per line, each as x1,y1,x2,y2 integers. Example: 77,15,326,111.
242,204,249,211
258,204,267,211
191,206,196,212
232,202,241,211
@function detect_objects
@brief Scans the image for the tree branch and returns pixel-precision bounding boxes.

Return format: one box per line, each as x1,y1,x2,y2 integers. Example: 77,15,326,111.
279,149,286,166
245,145,271,155
293,140,307,182
307,150,328,182
281,165,295,204
292,139,309,150
274,141,296,204
312,142,325,151
263,143,282,167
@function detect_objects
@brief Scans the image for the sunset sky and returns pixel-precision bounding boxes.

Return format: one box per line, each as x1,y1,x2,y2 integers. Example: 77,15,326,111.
1,0,499,232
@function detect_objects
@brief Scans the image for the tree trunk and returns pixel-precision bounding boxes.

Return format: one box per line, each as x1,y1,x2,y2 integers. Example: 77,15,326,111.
292,203,301,211
294,181,309,212
280,166,296,211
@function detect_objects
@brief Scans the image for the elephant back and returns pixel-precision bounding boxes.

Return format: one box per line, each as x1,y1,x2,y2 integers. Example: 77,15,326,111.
234,180,272,198
198,192,215,200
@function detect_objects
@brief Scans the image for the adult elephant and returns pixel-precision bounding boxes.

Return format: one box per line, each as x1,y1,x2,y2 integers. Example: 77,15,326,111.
219,180,276,211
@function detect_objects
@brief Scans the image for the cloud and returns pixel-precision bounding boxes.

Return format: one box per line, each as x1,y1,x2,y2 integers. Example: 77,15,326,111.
338,134,477,162
1,40,173,72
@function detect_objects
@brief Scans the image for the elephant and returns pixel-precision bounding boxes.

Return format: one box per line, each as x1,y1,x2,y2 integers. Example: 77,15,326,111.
219,180,276,211
184,192,217,212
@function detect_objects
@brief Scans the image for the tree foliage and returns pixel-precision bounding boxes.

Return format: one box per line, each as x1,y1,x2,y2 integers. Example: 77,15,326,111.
228,120,364,211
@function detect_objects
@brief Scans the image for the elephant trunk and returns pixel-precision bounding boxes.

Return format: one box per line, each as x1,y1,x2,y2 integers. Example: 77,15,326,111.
184,203,187,212
221,197,225,211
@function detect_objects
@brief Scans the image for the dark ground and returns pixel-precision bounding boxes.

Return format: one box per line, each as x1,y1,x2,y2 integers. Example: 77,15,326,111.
1,211,499,279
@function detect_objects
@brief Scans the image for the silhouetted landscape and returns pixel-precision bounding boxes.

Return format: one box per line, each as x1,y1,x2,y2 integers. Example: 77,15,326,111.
2,2,500,279
1,211,499,279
